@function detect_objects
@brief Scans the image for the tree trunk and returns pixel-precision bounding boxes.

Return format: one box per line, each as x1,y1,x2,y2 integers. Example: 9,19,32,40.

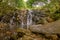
29,20,60,34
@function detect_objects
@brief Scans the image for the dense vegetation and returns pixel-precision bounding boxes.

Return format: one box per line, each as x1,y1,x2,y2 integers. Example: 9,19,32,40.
0,0,60,40
0,0,60,21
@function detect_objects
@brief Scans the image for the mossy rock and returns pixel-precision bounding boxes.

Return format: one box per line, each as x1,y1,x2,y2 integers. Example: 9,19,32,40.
16,28,31,35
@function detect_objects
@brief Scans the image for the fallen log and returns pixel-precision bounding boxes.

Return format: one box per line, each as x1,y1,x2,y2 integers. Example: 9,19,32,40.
29,20,60,34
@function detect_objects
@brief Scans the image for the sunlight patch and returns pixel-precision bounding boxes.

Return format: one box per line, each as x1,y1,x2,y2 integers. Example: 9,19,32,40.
24,0,28,2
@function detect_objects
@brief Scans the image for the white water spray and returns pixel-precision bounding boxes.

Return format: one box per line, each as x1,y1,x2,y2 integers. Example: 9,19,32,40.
24,0,28,2
47,0,51,4
9,16,15,29
27,9,33,29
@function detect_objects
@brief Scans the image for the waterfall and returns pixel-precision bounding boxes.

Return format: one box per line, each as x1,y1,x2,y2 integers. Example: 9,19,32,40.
21,20,24,28
9,16,15,29
47,0,51,4
27,9,33,29
21,15,24,28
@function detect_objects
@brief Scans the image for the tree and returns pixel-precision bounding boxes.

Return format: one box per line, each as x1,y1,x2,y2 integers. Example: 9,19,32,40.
42,0,60,21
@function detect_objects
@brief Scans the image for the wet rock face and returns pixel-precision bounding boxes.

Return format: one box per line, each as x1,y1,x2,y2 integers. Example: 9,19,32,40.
31,9,49,25
0,8,60,40
0,9,53,29
0,9,27,27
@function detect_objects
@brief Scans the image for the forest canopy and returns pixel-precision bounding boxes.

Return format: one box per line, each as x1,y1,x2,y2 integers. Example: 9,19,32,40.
0,0,60,21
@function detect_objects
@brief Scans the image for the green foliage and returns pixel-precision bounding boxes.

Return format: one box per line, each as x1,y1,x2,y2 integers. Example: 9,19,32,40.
15,0,26,9
42,0,60,21
1,0,48,9
26,0,35,8
0,2,15,16
50,9,60,20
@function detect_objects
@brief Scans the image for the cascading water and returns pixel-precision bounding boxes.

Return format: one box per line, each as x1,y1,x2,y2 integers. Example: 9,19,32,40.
27,9,33,29
20,15,24,28
9,16,15,29
21,19,24,28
